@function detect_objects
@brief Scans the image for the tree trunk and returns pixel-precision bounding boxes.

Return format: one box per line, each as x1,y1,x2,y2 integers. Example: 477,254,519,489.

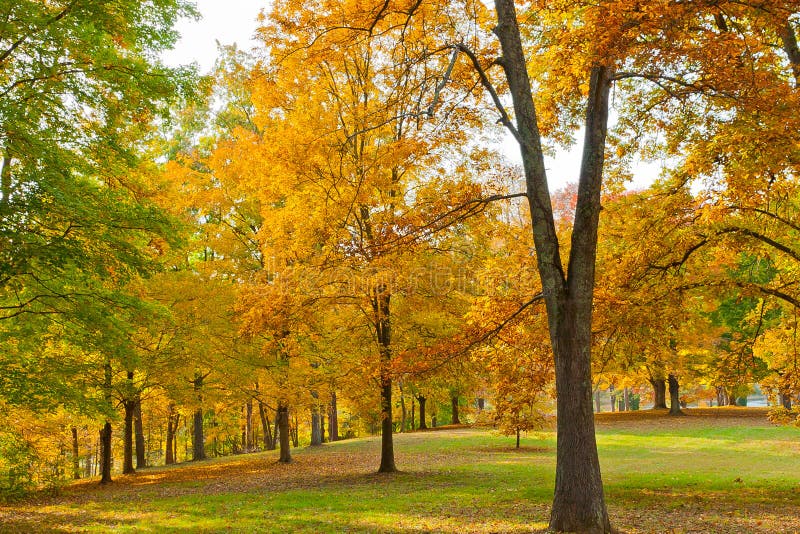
493,3,613,530
610,392,616,413
594,390,602,413
411,395,416,430
291,414,299,447
259,400,275,450
165,404,177,465
192,374,206,461
123,400,136,474
650,378,667,409
134,397,146,469
99,422,112,484
71,426,80,480
668,374,684,416
451,395,460,425
373,283,396,473
320,409,326,443
245,400,254,451
278,403,291,463
417,395,427,430
623,387,630,411
328,391,339,442
399,381,407,432
516,428,521,449
310,406,322,446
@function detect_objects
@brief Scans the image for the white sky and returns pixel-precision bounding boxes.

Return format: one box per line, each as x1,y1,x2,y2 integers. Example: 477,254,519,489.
163,1,659,191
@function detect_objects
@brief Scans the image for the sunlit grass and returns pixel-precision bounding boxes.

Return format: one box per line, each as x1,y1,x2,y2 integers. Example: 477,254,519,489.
2,409,800,533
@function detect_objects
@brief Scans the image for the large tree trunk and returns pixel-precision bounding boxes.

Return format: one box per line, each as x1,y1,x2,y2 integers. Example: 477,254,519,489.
134,397,146,469
71,426,80,480
451,395,460,425
650,378,667,409
165,404,177,465
99,422,112,484
668,374,684,416
328,391,339,442
417,395,427,430
493,3,612,530
278,403,291,463
373,283,396,473
192,374,206,461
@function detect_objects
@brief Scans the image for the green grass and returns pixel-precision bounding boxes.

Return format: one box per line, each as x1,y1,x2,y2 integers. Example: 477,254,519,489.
2,409,800,533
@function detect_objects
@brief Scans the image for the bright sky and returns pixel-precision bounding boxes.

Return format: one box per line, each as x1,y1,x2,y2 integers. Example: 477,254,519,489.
162,0,266,73
163,1,659,191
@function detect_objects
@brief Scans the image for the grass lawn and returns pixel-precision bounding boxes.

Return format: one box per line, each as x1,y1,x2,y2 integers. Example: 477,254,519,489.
2,407,800,533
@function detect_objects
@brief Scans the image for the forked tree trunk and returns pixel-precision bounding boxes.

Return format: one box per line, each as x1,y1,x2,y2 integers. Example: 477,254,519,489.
493,3,612,530
278,403,291,463
668,374,684,416
328,391,339,442
451,396,460,425
650,378,667,409
134,398,146,468
417,395,427,430
71,426,80,480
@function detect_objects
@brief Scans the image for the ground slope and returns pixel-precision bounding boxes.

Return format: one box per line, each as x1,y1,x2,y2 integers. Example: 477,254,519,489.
2,408,799,533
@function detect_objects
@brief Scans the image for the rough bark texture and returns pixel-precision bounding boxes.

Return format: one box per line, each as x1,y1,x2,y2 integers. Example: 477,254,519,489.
99,422,112,484
668,374,684,416
373,283,396,473
134,398,146,468
650,378,667,409
328,392,339,442
417,395,427,430
778,20,800,83
451,396,460,425
278,403,291,463
494,2,612,530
